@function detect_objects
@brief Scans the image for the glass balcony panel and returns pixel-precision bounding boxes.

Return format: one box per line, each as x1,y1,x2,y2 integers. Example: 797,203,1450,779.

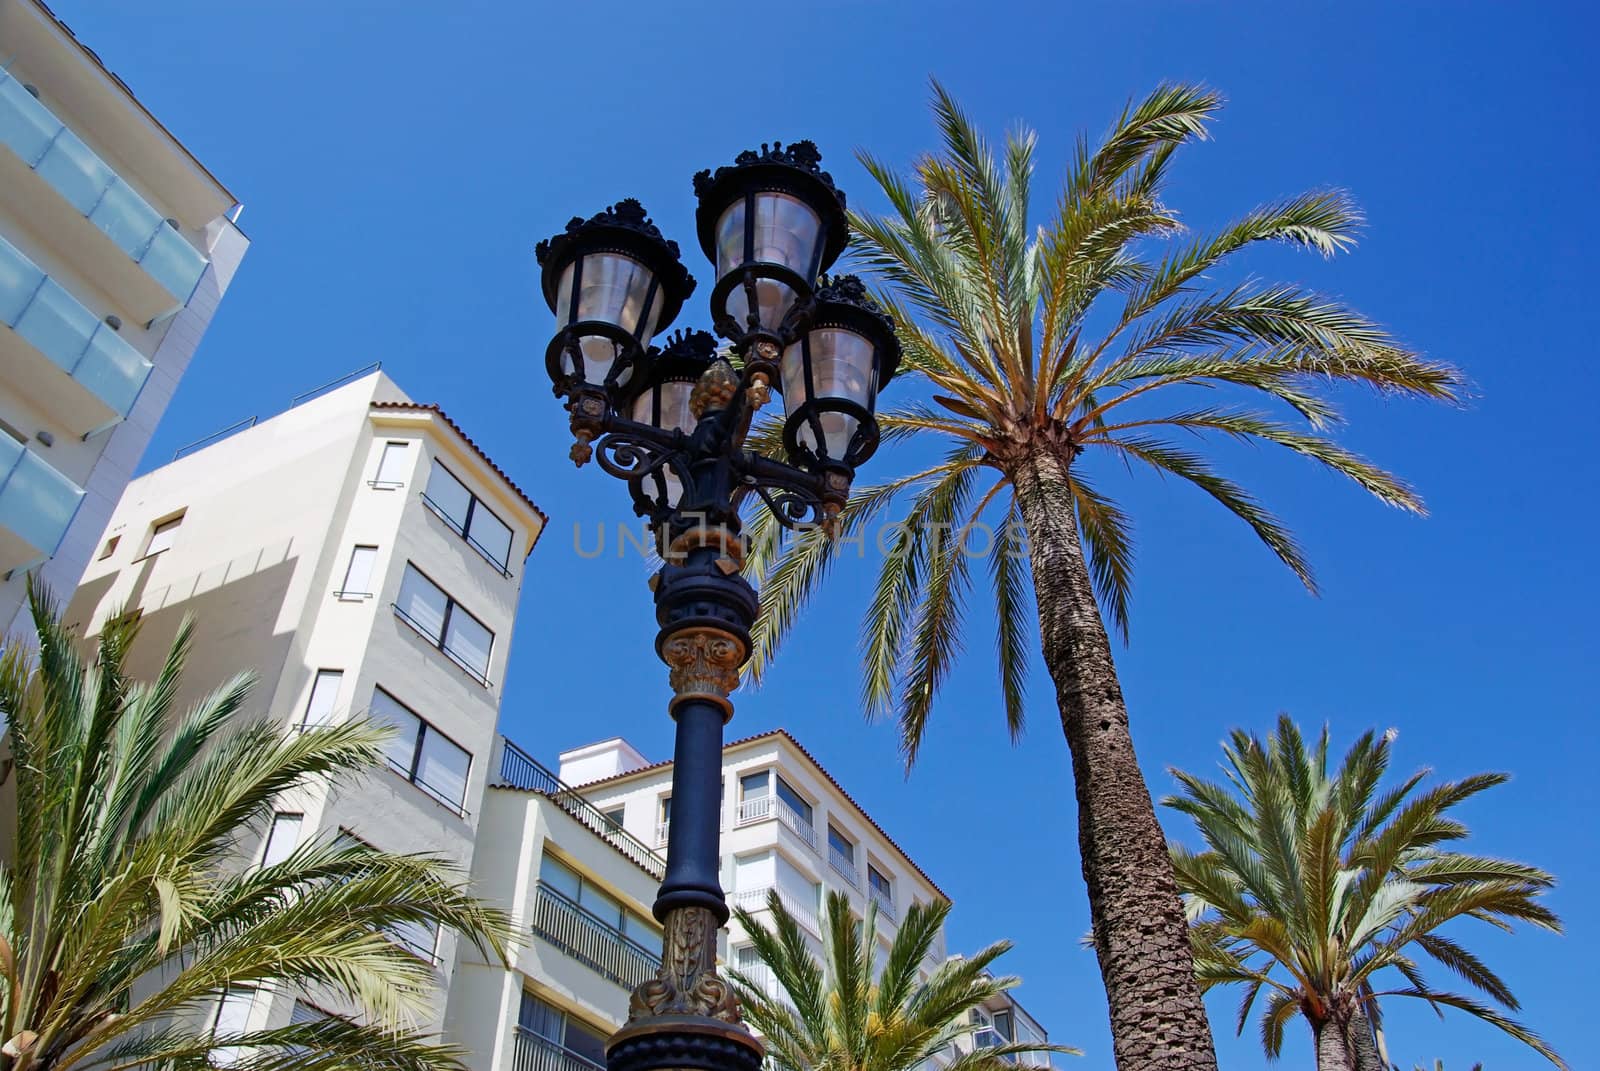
138,222,206,301
75,324,151,415
0,447,84,555
0,237,44,324
0,75,59,164
14,277,96,373
89,177,162,258
34,127,113,214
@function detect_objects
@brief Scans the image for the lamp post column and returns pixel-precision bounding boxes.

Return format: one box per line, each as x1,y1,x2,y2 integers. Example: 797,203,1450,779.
606,521,764,1071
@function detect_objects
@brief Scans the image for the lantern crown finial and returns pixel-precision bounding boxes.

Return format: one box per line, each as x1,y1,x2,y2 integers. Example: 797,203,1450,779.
692,140,842,211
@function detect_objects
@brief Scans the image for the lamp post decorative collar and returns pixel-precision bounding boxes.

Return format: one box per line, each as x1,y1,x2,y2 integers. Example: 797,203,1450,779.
536,143,898,1071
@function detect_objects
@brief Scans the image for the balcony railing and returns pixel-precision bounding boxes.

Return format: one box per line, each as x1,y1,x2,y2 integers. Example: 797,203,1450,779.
0,434,83,570
869,885,897,923
497,739,665,879
828,847,860,889
512,1029,604,1071
729,885,821,936
0,70,208,306
529,882,660,991
735,795,818,852
0,234,152,428
732,962,797,1010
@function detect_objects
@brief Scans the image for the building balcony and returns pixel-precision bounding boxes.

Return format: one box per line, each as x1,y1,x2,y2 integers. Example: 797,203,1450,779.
735,795,818,853
528,882,660,992
0,70,207,323
496,740,666,879
869,885,897,923
729,885,821,936
0,233,152,435
828,847,860,889
0,433,83,574
511,1028,604,1071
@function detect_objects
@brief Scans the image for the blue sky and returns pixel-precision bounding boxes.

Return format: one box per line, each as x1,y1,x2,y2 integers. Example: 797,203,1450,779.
54,1,1597,1067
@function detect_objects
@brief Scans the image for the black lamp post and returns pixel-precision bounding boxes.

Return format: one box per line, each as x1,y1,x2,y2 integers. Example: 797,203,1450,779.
536,141,899,1071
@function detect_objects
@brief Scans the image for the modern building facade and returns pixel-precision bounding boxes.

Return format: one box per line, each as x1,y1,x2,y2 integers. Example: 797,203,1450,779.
0,0,247,634
65,369,547,1036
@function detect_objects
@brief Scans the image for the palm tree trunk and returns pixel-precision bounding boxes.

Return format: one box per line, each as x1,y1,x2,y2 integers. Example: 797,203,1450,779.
1313,1016,1357,1071
1010,448,1218,1071
1349,1008,1385,1071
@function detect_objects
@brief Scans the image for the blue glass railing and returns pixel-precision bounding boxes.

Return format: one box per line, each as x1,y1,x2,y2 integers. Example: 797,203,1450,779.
0,234,153,419
0,434,84,559
0,70,207,305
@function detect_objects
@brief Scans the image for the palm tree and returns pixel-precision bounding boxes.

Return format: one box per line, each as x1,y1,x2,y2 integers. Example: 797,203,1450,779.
1164,715,1564,1071
743,81,1461,1071
0,584,511,1070
729,889,1076,1071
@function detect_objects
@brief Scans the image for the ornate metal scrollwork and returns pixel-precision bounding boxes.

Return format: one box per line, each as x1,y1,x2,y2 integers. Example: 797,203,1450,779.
628,906,743,1025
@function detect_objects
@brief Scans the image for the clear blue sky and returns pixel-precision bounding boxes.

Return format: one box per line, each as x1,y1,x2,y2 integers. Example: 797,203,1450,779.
54,1,1597,1067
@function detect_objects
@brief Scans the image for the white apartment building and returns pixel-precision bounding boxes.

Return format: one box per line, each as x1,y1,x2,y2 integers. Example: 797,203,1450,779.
0,0,248,632
65,369,547,1036
450,729,1060,1071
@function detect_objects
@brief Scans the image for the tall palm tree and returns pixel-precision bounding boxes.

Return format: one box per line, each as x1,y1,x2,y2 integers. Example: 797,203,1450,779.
0,585,510,1070
1165,715,1564,1071
744,81,1461,1071
729,889,1076,1071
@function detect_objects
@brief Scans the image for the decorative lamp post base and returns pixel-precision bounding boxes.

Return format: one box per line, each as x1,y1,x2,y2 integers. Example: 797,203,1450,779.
607,1018,764,1071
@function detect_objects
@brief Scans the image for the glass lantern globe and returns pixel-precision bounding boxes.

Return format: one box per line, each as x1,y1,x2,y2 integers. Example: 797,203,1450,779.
629,329,717,511
536,199,696,398
776,275,901,473
693,141,847,346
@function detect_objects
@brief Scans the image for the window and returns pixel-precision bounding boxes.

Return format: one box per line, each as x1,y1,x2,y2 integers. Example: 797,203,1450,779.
423,462,515,573
538,855,659,949
143,514,183,557
775,775,813,823
370,688,471,813
373,441,410,486
657,795,671,842
519,992,608,1065
828,825,854,862
602,806,624,829
98,534,119,560
301,670,343,728
260,812,302,868
868,866,892,900
388,916,439,962
338,545,378,599
740,770,770,802
209,986,255,1067
395,564,494,684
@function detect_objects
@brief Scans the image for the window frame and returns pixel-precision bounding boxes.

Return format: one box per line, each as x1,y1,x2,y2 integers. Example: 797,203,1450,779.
537,854,660,956
392,562,495,686
827,824,855,862
370,440,410,489
140,512,184,559
300,669,344,729
867,863,893,902
370,686,473,816
775,774,813,823
421,459,516,576
259,812,303,868
336,544,379,600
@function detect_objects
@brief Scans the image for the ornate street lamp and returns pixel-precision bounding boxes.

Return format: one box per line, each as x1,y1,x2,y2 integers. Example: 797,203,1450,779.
536,144,897,1071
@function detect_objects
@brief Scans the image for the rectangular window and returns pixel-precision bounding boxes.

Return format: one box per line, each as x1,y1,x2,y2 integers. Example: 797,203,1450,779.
301,670,343,728
260,812,302,868
338,545,378,599
828,825,854,861
602,806,624,829
370,687,471,813
98,534,119,560
740,770,770,800
209,987,255,1067
775,775,813,823
538,855,659,949
424,462,515,572
394,564,494,684
373,441,410,486
143,514,183,557
387,916,439,962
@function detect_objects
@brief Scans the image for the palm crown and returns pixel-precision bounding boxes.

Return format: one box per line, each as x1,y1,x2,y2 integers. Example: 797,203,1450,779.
729,889,1075,1071
1165,715,1563,1070
0,586,511,1070
744,81,1461,757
